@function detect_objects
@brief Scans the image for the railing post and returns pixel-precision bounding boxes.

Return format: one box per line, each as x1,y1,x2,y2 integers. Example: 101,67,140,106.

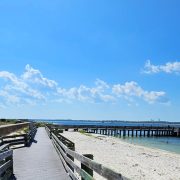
81,154,93,180
1,145,14,179
0,137,3,146
67,144,75,172
24,134,29,147
6,149,13,177
49,128,52,139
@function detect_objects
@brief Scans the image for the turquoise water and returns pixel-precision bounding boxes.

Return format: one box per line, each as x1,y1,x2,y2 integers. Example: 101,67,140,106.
120,136,180,154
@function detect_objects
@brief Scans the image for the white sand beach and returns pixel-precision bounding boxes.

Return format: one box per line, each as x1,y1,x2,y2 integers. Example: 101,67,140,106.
63,131,180,180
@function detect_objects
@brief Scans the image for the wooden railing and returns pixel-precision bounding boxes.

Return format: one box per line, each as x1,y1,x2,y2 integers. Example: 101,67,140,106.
45,125,74,147
45,126,126,180
0,122,30,136
25,125,37,147
0,144,13,179
0,134,27,147
0,123,37,147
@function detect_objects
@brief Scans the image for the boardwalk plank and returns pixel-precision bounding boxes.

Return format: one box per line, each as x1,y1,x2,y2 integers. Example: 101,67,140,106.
13,127,70,180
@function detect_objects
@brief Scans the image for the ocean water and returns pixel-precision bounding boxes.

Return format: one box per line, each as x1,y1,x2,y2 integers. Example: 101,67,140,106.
120,136,180,154
32,119,180,154
33,119,180,127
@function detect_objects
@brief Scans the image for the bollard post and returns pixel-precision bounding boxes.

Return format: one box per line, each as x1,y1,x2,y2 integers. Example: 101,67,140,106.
81,154,93,180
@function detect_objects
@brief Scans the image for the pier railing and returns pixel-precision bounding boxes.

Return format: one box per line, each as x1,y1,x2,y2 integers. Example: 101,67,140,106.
47,124,178,137
0,144,13,179
82,127,175,137
0,123,37,147
45,125,125,180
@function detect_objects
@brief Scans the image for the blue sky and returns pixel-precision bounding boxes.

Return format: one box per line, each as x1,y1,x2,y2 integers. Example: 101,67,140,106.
0,0,180,121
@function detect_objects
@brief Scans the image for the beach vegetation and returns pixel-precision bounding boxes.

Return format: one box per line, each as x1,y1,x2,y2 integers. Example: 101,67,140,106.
0,119,18,126
79,129,93,137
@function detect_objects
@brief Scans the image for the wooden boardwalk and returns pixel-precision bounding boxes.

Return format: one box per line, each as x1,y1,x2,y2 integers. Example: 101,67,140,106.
13,127,70,180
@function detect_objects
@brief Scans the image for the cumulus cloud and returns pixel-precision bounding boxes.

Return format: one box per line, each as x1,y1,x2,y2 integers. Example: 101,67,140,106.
0,70,45,101
112,81,167,104
22,64,58,88
143,60,180,74
58,80,167,104
0,65,57,105
0,65,168,106
0,90,20,103
57,79,114,103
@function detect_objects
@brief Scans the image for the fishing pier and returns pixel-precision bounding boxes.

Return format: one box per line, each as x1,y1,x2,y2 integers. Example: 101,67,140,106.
83,126,178,137
53,124,180,138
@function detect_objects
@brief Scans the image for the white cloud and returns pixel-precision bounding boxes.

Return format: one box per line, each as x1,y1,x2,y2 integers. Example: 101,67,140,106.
22,64,58,88
57,79,115,103
0,71,27,89
0,65,57,105
57,86,96,103
143,60,180,74
95,79,109,89
0,71,45,101
99,94,116,102
0,65,168,106
0,90,20,103
112,81,167,104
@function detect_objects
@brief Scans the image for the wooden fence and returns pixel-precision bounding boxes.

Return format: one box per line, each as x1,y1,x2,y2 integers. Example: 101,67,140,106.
45,126,126,180
0,124,37,147
0,144,13,179
0,122,30,136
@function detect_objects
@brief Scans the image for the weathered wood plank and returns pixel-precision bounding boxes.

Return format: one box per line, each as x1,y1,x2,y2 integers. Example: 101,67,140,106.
2,134,26,139
9,140,26,146
52,139,78,180
3,139,25,144
0,169,13,180
0,160,12,176
0,144,9,152
52,132,125,180
0,150,12,161
0,123,30,136
14,127,70,180
53,137,94,180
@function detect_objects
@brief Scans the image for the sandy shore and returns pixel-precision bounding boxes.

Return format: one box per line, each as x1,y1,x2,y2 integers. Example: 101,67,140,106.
63,131,180,180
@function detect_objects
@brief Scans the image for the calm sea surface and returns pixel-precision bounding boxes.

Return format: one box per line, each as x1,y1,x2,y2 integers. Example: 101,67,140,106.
121,136,180,154
33,119,180,154
34,119,180,127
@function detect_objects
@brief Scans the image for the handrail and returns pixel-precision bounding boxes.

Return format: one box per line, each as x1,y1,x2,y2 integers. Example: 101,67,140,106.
1,123,37,147
0,122,30,136
2,134,26,139
0,144,13,179
45,126,75,148
52,133,93,180
45,126,126,180
0,144,10,152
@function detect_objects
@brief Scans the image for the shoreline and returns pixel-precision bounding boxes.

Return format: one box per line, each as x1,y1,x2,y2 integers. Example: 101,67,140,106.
63,131,180,180
117,136,180,155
